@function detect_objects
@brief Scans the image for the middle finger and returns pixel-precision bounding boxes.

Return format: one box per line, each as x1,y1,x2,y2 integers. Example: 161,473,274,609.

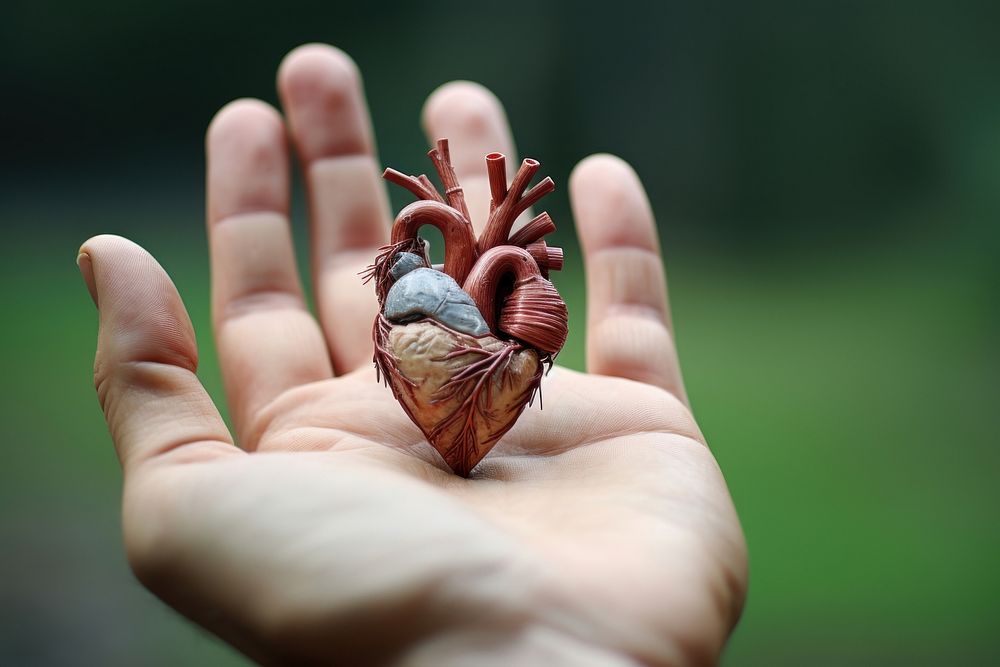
278,44,390,374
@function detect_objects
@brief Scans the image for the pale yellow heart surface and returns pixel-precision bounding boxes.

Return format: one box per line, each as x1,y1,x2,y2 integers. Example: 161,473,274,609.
385,320,540,476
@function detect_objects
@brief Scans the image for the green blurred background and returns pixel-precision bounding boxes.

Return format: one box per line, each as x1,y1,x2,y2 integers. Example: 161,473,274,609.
2,1,997,664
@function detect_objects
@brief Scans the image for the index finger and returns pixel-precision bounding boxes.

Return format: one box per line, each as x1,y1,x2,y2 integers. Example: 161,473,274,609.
278,44,391,373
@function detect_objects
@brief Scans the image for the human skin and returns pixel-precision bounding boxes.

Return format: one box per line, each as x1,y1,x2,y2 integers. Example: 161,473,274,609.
77,44,748,666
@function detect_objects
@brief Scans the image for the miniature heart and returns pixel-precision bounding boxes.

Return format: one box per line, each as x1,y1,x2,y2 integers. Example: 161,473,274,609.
366,139,567,476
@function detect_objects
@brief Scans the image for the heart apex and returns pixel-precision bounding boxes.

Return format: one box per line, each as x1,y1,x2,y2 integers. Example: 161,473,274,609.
379,319,541,476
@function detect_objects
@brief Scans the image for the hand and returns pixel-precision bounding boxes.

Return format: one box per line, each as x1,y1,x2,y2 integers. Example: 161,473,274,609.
79,44,747,666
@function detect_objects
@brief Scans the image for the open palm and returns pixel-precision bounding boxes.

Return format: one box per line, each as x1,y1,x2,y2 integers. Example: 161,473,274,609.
79,45,746,666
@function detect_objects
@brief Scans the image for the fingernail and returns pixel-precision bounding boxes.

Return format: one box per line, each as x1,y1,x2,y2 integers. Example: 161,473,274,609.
76,251,98,307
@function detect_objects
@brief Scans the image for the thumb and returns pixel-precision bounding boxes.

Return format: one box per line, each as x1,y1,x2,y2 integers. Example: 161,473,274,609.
78,235,238,472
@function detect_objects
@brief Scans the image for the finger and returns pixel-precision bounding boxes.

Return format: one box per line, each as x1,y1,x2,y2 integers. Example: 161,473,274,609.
207,99,332,446
570,154,688,402
278,44,390,373
422,81,520,234
77,235,241,473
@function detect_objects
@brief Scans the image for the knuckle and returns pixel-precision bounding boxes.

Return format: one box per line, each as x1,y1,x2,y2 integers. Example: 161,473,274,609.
590,313,675,377
92,351,112,411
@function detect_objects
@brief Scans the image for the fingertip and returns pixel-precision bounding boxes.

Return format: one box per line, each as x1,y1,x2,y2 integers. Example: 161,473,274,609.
421,81,512,175
570,153,636,192
81,235,199,372
77,234,168,302
77,235,128,303
206,98,289,223
422,80,502,136
570,153,657,253
277,43,361,101
277,43,371,161
78,234,149,271
206,98,284,149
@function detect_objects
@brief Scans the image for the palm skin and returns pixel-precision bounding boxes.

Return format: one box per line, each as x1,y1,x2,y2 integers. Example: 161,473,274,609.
126,368,743,666
81,44,746,666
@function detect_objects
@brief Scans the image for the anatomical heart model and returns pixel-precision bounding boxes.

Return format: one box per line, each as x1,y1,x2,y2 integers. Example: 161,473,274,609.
364,139,568,476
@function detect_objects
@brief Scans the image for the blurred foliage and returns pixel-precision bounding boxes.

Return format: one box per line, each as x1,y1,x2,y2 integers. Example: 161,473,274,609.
1,0,998,665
